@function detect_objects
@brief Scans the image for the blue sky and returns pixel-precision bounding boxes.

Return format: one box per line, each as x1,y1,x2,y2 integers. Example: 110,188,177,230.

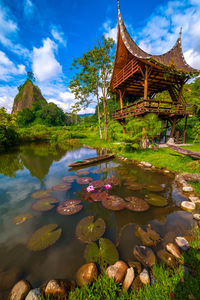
0,0,200,113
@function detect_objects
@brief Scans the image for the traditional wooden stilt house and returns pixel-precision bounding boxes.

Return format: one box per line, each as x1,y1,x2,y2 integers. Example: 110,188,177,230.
110,1,199,142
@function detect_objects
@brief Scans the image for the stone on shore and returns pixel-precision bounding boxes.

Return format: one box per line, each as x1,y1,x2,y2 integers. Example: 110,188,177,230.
44,279,74,298
166,243,181,260
128,261,142,275
193,214,200,221
122,267,134,293
189,196,200,203
140,161,152,168
181,201,196,212
139,269,150,285
106,261,128,283
76,263,98,287
182,186,193,192
157,249,177,268
133,246,156,267
8,280,32,300
175,237,189,251
25,288,41,300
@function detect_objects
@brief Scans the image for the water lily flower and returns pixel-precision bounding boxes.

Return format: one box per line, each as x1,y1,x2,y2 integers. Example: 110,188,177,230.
104,184,112,190
86,185,95,192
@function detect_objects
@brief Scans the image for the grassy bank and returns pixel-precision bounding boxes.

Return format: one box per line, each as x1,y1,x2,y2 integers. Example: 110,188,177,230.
39,228,200,299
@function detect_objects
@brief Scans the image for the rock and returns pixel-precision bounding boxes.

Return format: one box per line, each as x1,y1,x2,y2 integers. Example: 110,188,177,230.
128,261,142,274
122,267,134,293
166,243,181,260
25,288,41,300
167,138,175,144
175,237,189,251
76,263,98,287
139,269,150,285
135,226,155,246
189,196,200,203
181,201,196,212
164,170,170,174
157,249,178,268
106,261,128,283
182,173,200,182
8,280,32,300
45,279,74,298
147,224,161,242
193,214,200,221
140,161,152,168
133,246,156,267
182,186,193,192
132,276,144,290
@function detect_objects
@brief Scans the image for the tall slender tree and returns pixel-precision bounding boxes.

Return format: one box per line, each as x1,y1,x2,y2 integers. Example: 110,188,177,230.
69,36,115,139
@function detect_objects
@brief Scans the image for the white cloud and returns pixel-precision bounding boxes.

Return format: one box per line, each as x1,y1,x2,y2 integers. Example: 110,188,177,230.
24,0,34,17
0,51,26,80
0,84,18,112
51,27,67,46
32,38,62,81
103,21,118,42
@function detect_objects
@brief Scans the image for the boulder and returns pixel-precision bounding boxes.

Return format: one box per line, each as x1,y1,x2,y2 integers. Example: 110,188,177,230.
132,276,144,290
182,186,193,192
25,288,41,300
166,243,181,260
133,246,156,267
76,263,98,287
140,161,152,168
193,214,200,221
189,196,200,203
157,249,178,268
181,201,196,212
122,267,134,293
139,269,150,285
106,261,128,283
128,261,142,275
45,279,74,298
8,280,32,300
182,173,200,182
175,237,189,251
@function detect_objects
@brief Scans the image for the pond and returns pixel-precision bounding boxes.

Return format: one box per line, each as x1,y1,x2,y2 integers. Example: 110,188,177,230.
0,143,195,295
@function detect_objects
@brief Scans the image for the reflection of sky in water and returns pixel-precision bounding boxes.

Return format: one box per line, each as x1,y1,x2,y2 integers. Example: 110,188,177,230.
0,144,195,292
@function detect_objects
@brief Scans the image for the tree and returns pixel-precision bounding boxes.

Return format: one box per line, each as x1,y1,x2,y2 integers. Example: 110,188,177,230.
27,71,35,81
37,102,66,126
17,107,35,127
69,36,115,139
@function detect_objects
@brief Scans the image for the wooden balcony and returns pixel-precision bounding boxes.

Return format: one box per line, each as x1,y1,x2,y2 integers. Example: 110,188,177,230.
112,58,138,89
112,99,194,121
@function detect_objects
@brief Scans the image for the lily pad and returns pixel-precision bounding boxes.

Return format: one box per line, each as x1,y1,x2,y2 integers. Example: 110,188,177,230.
57,200,83,215
104,177,121,186
145,184,164,192
126,182,143,191
145,194,168,207
13,213,33,225
32,197,59,212
76,216,106,243
91,169,103,174
76,170,90,176
135,225,155,246
31,190,51,199
27,224,62,251
52,183,71,191
125,197,150,212
84,238,119,268
102,195,125,211
76,177,93,185
90,180,105,189
124,177,137,185
90,191,109,202
62,176,78,183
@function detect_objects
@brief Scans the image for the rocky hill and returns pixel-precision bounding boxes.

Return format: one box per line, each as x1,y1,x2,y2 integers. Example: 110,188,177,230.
12,79,46,114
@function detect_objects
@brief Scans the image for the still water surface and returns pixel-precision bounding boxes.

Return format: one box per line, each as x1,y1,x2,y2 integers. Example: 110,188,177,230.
0,143,194,293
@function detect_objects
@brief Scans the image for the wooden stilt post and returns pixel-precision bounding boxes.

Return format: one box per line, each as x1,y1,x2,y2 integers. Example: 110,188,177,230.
183,115,188,143
169,116,177,140
119,90,124,110
144,66,148,100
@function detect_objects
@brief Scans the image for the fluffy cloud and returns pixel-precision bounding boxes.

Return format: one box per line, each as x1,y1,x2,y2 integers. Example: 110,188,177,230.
51,26,67,46
103,21,118,42
0,51,26,81
0,84,18,112
32,38,62,81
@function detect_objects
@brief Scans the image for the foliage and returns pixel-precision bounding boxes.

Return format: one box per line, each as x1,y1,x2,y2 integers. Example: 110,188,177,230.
70,35,115,139
0,107,19,151
35,102,66,126
27,71,36,81
17,107,35,127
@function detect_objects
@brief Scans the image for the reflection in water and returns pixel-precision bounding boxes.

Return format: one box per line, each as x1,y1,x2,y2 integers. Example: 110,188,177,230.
0,143,195,297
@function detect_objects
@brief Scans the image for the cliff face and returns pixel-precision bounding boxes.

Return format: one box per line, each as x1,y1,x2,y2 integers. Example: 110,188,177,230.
12,80,46,114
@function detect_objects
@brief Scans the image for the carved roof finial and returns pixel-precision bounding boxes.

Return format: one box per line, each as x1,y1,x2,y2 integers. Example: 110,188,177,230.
179,27,182,37
117,0,120,12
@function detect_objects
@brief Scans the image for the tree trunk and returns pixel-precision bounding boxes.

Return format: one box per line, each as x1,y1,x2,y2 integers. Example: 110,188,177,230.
97,94,102,139
103,96,108,140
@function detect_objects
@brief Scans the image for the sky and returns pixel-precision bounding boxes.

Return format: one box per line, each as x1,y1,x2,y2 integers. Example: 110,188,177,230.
0,0,200,114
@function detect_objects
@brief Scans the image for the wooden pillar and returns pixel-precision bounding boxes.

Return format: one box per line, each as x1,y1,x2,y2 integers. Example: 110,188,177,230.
144,66,148,100
183,115,188,143
170,116,177,139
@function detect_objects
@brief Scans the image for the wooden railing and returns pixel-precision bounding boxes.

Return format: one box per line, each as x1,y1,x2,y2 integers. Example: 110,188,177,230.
112,99,194,121
112,58,138,89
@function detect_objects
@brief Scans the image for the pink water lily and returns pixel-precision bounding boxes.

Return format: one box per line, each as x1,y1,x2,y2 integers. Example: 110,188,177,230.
86,185,95,192
104,184,112,190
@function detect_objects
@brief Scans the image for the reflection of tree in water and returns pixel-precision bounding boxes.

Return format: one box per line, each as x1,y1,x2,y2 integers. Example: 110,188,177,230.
0,152,24,177
19,143,68,181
